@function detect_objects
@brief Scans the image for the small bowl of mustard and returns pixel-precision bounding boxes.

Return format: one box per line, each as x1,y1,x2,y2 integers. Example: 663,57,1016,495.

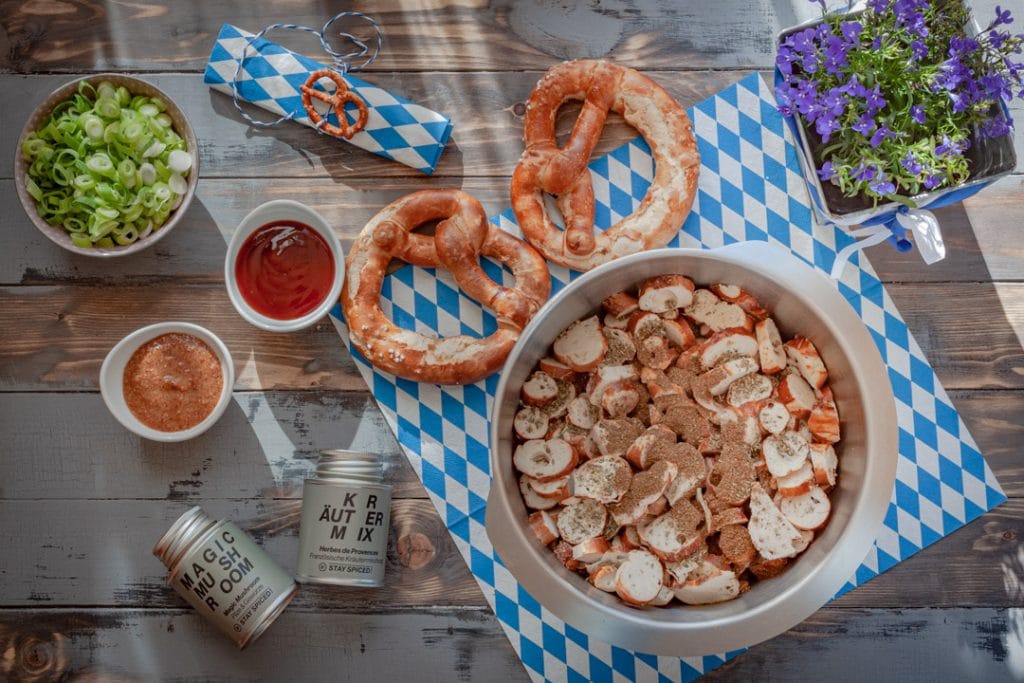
100,322,234,442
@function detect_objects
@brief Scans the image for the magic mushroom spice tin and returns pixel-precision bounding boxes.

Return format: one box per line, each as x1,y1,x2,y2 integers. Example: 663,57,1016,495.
296,450,393,586
154,506,298,649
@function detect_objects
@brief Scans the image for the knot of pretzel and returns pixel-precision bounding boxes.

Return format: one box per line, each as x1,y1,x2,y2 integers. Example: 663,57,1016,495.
301,69,369,139
511,59,701,271
342,190,551,384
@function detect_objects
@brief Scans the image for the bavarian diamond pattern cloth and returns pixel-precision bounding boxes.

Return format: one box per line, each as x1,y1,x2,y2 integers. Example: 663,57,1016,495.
204,24,453,174
329,72,1006,681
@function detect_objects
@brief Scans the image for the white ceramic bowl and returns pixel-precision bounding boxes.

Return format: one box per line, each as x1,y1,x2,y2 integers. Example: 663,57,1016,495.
100,322,234,442
224,199,344,333
487,242,898,656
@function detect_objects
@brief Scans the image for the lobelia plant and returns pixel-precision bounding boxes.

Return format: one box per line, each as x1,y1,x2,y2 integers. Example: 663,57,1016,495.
775,0,1024,207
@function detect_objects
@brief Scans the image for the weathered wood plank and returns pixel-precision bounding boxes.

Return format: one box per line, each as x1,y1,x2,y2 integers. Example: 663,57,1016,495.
0,499,485,611
0,71,741,181
1,389,1018,501
0,608,528,683
705,607,1024,682
0,1,783,74
2,282,1021,392
0,390,430,501
3,176,1022,289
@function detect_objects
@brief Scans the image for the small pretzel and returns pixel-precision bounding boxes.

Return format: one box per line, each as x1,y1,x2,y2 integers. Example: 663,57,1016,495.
511,60,700,271
342,190,551,384
300,69,369,139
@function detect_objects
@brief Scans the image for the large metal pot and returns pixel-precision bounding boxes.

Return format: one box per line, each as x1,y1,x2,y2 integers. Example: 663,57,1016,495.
486,242,898,655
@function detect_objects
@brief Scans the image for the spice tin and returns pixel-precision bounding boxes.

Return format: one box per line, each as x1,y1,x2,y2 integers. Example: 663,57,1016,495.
154,506,298,649
296,450,393,586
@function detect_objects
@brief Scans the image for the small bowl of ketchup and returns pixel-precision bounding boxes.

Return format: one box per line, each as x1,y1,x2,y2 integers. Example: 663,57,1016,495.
225,199,344,332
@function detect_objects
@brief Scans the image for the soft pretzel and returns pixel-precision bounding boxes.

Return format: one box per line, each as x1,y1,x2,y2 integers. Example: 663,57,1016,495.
301,69,369,139
511,60,700,271
342,190,550,384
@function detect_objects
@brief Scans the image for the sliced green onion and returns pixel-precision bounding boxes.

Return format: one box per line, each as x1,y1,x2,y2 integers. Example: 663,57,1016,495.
19,79,190,248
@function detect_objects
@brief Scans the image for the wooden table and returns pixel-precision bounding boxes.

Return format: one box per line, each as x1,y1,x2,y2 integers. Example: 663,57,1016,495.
1,1,1021,680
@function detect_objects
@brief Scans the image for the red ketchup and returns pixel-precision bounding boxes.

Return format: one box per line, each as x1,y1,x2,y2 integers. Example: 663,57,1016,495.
235,221,335,320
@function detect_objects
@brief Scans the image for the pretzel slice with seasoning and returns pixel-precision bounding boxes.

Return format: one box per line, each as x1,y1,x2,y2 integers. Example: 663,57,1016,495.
342,190,550,384
511,60,700,270
300,69,369,139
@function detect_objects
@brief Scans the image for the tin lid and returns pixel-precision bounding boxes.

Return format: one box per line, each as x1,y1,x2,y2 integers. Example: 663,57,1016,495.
316,449,384,483
153,505,218,569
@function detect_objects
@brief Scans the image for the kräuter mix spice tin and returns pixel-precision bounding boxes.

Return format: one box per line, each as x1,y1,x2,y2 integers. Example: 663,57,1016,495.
296,449,393,586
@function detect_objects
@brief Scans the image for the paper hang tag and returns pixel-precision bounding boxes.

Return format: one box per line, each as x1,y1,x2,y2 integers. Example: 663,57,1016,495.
895,208,946,265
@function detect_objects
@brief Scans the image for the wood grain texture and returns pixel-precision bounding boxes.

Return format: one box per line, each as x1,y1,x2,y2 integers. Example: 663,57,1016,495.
4,175,1024,287
0,608,528,683
704,607,1024,682
0,499,484,610
0,0,782,74
0,391,431,501
0,389,1019,502
2,282,1022,392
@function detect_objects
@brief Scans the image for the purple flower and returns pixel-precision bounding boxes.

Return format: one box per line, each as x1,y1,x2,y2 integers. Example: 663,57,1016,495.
821,87,847,116
901,153,923,174
934,134,966,157
949,35,979,58
851,163,878,181
776,46,798,77
823,35,849,73
981,114,1012,138
870,179,897,195
981,73,1012,101
911,39,928,61
841,21,863,44
924,174,943,190
790,27,818,56
794,79,820,113
816,112,841,141
869,123,896,147
867,0,890,13
817,161,837,181
872,35,884,50
989,30,1010,50
852,113,876,136
990,5,1013,29
864,84,887,112
910,104,926,124
840,74,868,98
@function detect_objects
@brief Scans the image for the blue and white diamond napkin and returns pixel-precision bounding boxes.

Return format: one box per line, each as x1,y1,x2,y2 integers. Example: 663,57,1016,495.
204,24,453,174
329,72,1006,681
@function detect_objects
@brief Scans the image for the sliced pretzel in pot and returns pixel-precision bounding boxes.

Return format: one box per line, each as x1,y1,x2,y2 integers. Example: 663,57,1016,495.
603,291,639,319
699,328,758,369
718,524,757,572
609,460,677,526
529,510,560,545
525,474,571,500
747,482,803,560
601,379,641,418
709,506,749,534
589,564,618,592
710,284,769,320
538,357,578,382
758,400,790,435
808,386,841,444
553,315,608,372
699,356,759,396
673,560,741,605
572,455,633,504
587,364,640,408
614,549,665,606
572,536,611,563
762,431,811,478
638,274,695,313
754,318,787,374
521,371,559,407
520,476,558,510
648,585,676,607
637,334,678,370
553,540,582,572
557,497,609,545
776,460,816,497
662,318,697,350
809,442,839,488
590,417,644,458
779,485,832,531
791,528,815,556
513,438,578,481
514,406,550,441
784,336,828,389
566,395,600,430
638,500,705,562
625,424,677,469
602,328,637,365
777,372,816,418
726,373,773,408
